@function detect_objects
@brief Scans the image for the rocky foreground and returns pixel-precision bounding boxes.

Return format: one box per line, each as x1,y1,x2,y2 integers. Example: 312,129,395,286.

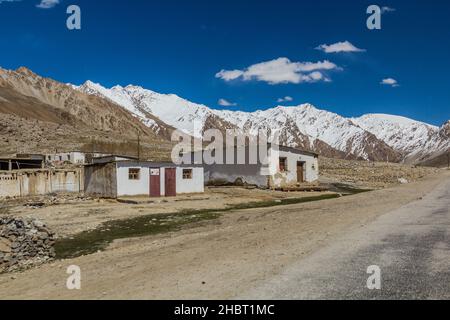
0,217,56,274
319,157,443,188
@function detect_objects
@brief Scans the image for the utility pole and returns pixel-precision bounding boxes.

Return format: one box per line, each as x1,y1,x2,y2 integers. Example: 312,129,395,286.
137,130,141,161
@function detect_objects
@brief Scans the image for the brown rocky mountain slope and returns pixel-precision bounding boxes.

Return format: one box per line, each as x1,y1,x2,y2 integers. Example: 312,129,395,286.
0,67,174,158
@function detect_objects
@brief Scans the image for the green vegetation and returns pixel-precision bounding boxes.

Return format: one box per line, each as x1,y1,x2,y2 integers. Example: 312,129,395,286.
55,193,341,259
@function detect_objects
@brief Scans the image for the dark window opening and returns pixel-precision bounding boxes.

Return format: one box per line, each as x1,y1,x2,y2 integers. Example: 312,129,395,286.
183,169,193,180
128,168,140,180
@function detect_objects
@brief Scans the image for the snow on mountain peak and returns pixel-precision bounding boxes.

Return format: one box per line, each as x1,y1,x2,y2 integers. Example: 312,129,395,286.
357,113,438,128
352,113,448,160
74,81,448,162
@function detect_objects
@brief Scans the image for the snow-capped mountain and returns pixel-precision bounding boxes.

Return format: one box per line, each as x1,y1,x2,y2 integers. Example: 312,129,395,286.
217,105,405,161
76,81,408,162
352,114,450,162
77,81,238,139
3,66,445,163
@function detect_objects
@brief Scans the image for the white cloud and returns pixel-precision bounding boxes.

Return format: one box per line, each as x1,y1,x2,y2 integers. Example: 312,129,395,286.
216,57,340,85
381,6,396,13
0,0,22,4
36,0,59,9
218,98,237,107
277,96,294,103
316,41,366,53
381,78,399,87
215,69,243,81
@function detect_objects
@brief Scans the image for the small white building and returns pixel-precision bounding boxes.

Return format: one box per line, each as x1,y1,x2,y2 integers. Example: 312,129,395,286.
46,152,118,165
46,152,87,165
268,145,319,188
84,160,204,198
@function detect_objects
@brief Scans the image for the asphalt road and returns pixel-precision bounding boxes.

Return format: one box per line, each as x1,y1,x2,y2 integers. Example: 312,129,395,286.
240,177,450,300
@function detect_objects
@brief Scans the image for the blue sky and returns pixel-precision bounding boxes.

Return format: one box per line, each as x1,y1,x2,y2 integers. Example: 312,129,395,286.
1,0,449,125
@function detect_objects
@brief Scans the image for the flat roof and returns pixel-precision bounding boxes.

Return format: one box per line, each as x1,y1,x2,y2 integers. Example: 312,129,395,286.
92,155,139,159
0,158,44,161
86,160,203,168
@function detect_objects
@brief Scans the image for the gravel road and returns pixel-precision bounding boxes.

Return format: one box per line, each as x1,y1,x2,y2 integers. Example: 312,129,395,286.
239,175,450,299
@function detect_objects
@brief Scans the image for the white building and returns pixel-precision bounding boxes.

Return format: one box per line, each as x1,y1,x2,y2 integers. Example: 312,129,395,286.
84,160,204,198
46,152,87,165
197,144,319,188
46,152,119,165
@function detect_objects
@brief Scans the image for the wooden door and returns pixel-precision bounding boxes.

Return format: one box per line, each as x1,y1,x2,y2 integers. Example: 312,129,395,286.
164,168,177,197
149,168,161,197
297,162,304,183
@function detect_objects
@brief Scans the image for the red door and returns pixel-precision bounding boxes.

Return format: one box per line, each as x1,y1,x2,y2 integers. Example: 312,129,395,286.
164,168,177,197
149,168,161,197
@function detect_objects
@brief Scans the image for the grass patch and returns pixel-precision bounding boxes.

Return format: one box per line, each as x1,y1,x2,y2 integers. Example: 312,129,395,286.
55,193,341,259
329,183,373,195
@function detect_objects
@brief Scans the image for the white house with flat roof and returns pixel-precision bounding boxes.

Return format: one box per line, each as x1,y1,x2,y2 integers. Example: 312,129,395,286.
191,144,319,188
84,160,204,198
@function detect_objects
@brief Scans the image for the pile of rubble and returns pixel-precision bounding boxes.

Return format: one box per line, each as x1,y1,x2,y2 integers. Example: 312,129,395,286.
0,217,56,273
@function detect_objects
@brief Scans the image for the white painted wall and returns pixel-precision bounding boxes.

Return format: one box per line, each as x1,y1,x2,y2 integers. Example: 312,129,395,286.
116,165,150,196
71,152,86,164
47,152,86,164
265,147,319,187
176,167,204,194
115,164,204,197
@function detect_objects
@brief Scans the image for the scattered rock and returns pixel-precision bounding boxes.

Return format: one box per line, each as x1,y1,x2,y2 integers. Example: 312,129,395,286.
0,217,56,274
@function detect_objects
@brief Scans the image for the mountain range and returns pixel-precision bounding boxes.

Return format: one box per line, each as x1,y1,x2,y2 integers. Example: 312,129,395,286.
0,66,448,165
76,79,449,164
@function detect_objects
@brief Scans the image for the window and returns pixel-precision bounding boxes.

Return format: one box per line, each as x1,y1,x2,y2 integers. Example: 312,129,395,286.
279,157,287,172
183,169,193,180
128,168,140,180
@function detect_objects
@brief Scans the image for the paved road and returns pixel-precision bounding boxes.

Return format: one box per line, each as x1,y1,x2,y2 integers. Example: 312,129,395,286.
240,177,450,300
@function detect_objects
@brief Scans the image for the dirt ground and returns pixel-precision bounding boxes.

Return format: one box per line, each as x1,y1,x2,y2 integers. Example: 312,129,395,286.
0,170,447,300
1,159,439,238
319,157,441,188
2,187,330,237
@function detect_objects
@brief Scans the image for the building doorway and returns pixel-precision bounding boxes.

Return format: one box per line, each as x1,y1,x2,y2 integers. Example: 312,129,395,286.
164,168,177,197
149,168,161,197
297,161,305,183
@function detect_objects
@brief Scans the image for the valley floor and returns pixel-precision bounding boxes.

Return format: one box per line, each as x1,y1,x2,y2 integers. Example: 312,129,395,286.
0,171,448,299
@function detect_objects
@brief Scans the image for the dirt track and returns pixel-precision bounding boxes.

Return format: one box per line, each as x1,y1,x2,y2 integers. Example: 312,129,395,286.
0,171,448,300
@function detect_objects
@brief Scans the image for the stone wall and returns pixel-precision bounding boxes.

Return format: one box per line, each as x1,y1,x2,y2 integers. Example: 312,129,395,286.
0,217,56,273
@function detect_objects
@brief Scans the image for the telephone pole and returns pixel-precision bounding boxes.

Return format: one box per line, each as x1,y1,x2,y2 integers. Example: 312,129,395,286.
137,130,141,161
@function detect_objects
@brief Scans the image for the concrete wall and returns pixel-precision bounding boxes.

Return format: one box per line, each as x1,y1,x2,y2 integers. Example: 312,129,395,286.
176,167,204,194
0,173,20,198
84,163,117,198
47,152,85,164
200,146,319,188
115,163,204,197
116,165,151,197
204,164,268,187
0,169,83,198
268,149,319,188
